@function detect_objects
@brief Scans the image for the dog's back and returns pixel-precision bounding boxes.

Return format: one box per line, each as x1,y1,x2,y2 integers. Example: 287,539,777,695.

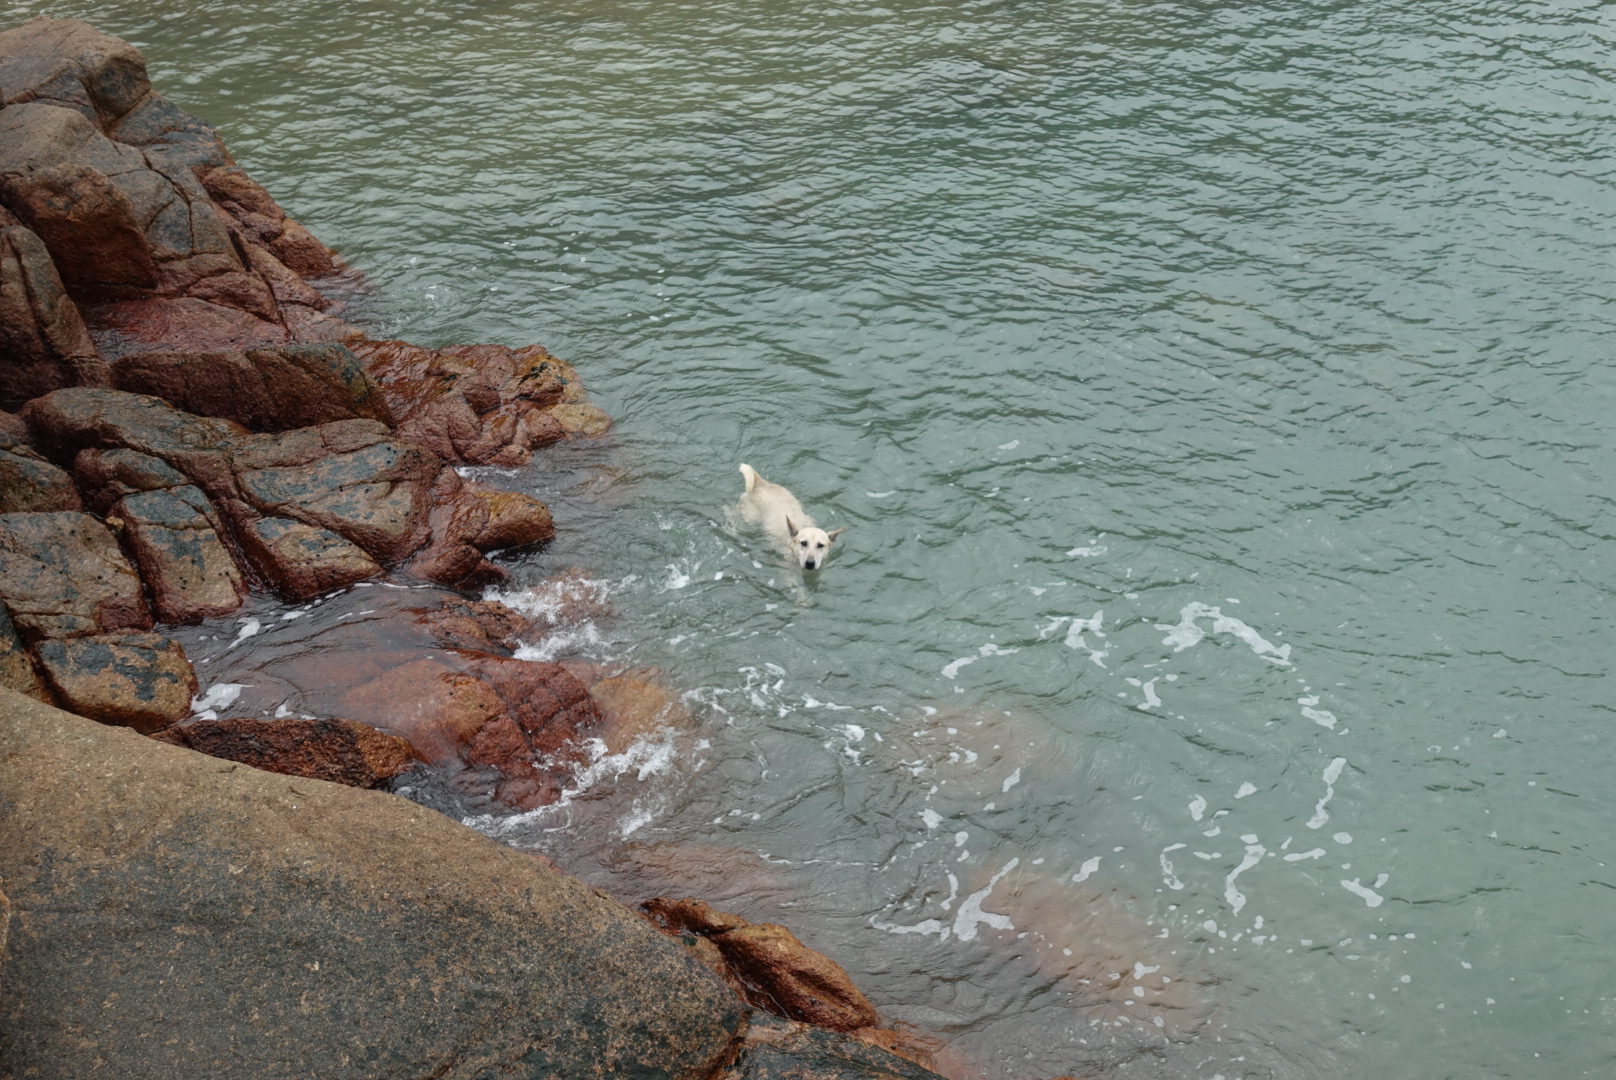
736,464,812,543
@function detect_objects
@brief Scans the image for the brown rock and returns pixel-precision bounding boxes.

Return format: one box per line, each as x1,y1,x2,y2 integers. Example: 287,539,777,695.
151,715,418,788
413,596,535,652
233,426,436,564
0,108,160,288
0,604,46,701
0,511,150,640
0,432,81,513
21,387,245,499
111,344,390,432
268,216,337,277
643,897,750,937
82,296,288,357
31,631,196,731
0,224,109,409
224,500,380,599
470,488,555,550
552,402,613,438
0,17,151,125
112,485,245,623
72,446,185,514
713,922,881,1033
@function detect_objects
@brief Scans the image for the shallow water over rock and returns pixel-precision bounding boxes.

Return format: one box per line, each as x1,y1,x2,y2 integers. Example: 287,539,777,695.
32,0,1616,1076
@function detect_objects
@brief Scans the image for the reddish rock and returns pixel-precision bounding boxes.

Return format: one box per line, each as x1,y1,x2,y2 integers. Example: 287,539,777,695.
413,596,536,652
551,402,613,438
352,339,586,466
0,604,47,701
0,17,151,127
0,431,81,513
82,297,288,358
0,224,109,409
31,630,195,731
150,715,418,788
641,898,879,1033
713,923,881,1033
336,656,503,764
223,500,380,599
71,446,185,514
718,1014,944,1080
643,897,749,937
112,485,245,623
111,344,391,432
0,511,150,640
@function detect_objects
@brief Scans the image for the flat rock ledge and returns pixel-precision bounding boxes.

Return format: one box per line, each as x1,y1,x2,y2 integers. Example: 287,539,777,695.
0,687,747,1080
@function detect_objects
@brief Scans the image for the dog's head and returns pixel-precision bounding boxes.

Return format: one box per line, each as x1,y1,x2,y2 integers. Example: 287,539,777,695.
786,518,845,571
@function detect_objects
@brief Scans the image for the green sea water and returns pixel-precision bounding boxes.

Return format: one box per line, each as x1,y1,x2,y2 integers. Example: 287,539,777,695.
11,0,1616,1076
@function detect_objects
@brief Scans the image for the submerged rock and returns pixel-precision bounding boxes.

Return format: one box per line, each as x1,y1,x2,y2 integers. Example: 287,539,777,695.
151,715,418,788
0,688,747,1080
720,1014,943,1080
30,631,195,731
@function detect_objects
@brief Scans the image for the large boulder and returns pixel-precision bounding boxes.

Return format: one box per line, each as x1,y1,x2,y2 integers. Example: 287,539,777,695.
112,485,245,623
0,688,747,1079
223,501,381,599
0,510,150,640
30,630,195,731
0,224,109,409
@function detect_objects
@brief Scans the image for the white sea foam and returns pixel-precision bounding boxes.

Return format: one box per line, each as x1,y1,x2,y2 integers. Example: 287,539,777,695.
954,859,1019,941
1189,795,1208,821
1072,855,1101,883
1225,838,1265,914
225,619,261,650
1236,782,1257,799
191,682,245,718
1283,848,1326,862
1157,603,1293,666
1342,877,1385,907
942,642,1019,679
1160,844,1186,890
1002,767,1022,793
1308,757,1348,829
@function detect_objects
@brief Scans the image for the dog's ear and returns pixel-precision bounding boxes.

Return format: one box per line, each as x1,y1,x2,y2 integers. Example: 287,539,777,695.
826,527,846,542
786,516,799,539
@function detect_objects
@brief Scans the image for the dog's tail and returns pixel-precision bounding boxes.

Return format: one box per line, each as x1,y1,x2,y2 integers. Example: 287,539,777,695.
738,463,759,493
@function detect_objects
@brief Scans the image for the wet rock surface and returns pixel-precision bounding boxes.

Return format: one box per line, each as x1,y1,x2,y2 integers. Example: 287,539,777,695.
0,689,748,1080
31,630,195,730
721,1015,945,1080
151,715,418,788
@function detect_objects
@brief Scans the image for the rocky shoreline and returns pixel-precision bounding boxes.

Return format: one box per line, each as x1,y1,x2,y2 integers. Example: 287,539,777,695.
0,18,958,1080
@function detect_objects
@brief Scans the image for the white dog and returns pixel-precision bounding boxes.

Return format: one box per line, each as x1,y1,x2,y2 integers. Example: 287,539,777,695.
735,464,845,571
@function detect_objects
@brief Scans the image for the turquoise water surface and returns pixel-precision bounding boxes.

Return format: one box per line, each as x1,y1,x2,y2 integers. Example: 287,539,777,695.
10,1,1616,1076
